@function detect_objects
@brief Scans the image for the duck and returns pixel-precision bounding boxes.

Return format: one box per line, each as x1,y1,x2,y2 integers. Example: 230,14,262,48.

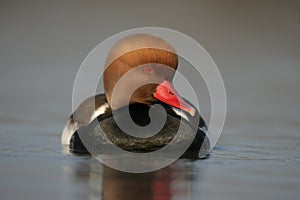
61,34,210,158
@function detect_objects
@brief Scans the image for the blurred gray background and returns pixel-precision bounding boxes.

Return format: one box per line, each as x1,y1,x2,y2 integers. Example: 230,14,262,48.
0,1,299,200
1,0,299,127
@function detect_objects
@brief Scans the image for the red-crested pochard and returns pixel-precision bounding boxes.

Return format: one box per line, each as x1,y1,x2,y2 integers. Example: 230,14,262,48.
61,34,210,158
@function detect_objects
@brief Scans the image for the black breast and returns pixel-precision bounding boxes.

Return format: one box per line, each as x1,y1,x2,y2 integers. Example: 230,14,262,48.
71,103,210,159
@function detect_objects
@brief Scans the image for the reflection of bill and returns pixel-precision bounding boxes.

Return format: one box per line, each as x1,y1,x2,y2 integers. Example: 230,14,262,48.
66,160,195,200
103,166,174,200
61,33,212,172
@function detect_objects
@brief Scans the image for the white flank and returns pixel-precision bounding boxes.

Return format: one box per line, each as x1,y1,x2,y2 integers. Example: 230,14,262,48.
61,103,109,145
61,118,78,145
172,107,189,121
90,103,109,121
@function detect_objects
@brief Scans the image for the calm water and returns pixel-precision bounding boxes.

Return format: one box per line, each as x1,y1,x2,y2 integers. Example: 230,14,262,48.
1,1,300,200
1,99,299,200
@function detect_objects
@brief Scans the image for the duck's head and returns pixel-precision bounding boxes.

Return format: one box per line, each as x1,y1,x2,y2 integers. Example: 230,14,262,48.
103,34,195,116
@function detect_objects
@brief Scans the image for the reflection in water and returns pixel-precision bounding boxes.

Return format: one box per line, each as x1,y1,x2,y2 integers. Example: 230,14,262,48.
66,158,200,200
103,167,168,200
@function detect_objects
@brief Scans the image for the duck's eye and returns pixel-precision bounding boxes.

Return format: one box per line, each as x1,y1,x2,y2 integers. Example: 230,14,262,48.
143,66,152,73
